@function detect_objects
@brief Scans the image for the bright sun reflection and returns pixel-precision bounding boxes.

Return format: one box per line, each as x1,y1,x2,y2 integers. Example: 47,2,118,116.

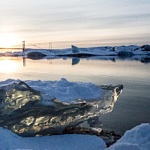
0,60,18,73
0,33,19,48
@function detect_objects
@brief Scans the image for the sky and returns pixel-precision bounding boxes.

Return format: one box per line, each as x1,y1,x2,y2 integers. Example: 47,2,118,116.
0,0,150,48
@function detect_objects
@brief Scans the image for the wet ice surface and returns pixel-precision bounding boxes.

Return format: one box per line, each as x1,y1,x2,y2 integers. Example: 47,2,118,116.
0,78,123,137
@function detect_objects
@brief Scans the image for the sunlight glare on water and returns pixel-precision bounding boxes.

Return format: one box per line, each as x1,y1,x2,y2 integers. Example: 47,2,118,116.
0,59,18,73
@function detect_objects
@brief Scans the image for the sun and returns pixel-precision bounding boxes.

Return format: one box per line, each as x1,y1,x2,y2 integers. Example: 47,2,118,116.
0,33,19,48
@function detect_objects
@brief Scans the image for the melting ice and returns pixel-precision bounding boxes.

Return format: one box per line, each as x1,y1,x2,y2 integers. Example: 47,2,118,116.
0,78,123,137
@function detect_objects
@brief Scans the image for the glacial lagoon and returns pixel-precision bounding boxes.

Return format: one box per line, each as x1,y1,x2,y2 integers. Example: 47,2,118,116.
0,56,150,135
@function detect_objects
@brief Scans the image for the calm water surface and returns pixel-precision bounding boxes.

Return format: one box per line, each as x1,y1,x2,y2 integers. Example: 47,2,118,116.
0,56,150,134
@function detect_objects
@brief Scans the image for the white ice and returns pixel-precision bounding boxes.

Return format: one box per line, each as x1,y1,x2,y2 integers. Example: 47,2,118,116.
0,78,104,104
1,45,150,57
0,123,149,150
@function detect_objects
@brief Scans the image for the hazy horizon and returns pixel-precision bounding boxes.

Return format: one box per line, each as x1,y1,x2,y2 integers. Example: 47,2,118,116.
0,0,150,48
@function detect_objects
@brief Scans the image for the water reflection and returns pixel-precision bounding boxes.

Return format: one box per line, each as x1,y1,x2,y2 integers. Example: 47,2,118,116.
26,55,150,65
1,55,148,72
72,57,80,65
0,59,18,73
23,57,26,66
69,55,150,64
0,80,123,137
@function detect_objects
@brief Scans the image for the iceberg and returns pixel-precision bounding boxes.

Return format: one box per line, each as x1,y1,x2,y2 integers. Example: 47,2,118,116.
0,79,123,137
2,45,150,63
23,45,150,58
21,45,150,64
107,123,150,150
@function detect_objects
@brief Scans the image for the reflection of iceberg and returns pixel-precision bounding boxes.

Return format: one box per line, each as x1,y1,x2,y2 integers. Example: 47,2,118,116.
72,57,80,65
0,79,123,137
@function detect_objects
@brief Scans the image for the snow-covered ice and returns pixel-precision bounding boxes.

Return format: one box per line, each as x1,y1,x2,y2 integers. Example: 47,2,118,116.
0,127,106,150
23,45,150,57
1,45,150,57
1,45,150,63
0,78,122,104
108,123,150,150
26,78,104,103
0,123,149,150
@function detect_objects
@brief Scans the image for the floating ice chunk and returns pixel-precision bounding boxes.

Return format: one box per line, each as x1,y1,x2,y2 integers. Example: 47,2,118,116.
108,123,150,150
72,45,80,53
0,79,123,137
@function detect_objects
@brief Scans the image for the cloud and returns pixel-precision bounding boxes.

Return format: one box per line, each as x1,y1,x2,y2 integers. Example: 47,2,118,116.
0,0,150,46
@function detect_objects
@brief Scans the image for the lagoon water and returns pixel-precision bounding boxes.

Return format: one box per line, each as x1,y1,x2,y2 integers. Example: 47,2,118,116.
0,56,150,134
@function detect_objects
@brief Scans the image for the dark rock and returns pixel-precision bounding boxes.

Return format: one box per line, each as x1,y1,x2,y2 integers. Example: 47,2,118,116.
118,51,134,58
63,126,121,147
27,52,47,60
141,45,150,51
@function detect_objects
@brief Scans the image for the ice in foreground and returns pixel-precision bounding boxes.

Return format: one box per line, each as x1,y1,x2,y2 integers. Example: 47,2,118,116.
0,78,123,137
0,127,106,150
0,123,149,150
0,79,149,150
108,123,150,150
